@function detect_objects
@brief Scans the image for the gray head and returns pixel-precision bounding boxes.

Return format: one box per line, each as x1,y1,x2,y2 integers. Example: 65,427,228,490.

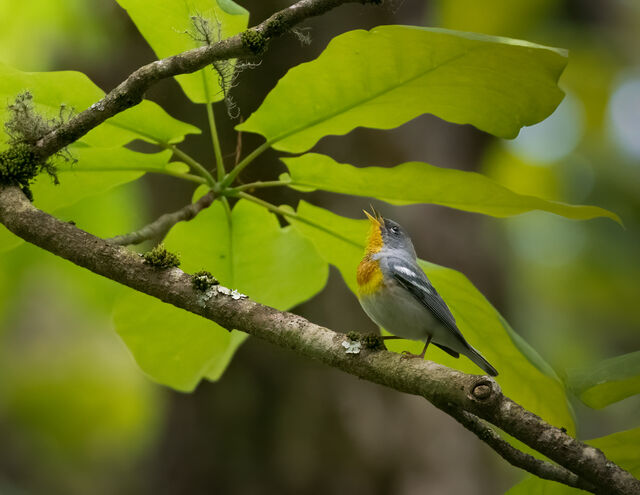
364,208,417,259
380,217,417,257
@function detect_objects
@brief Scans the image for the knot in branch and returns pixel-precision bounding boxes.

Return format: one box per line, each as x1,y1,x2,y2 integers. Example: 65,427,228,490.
469,378,499,402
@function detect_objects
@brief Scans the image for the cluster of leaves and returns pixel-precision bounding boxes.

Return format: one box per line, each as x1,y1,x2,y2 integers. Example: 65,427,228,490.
0,1,637,491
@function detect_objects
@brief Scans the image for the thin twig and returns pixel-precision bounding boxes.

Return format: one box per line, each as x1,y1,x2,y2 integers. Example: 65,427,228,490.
166,145,216,186
223,141,272,187
106,190,215,246
231,179,290,192
234,118,243,167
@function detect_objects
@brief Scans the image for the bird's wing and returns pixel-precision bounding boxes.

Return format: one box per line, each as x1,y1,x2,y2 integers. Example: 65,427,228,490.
390,262,468,345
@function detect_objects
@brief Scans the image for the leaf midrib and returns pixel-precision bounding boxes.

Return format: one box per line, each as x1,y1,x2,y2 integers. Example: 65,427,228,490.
268,47,478,147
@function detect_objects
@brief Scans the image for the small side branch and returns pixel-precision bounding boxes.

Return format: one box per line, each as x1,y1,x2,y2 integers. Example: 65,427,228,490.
107,190,215,246
442,405,596,493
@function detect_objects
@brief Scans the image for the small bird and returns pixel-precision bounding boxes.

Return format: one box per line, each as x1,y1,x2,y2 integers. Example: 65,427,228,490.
356,208,498,376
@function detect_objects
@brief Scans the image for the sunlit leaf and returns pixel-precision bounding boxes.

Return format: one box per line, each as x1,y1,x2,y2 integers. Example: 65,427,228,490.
237,25,567,152
507,427,640,494
0,61,200,147
116,0,249,104
289,201,575,436
114,199,328,391
283,153,620,223
566,351,640,409
114,290,246,391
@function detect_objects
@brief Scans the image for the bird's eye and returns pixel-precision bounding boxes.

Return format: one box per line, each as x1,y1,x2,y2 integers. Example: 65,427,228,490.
390,226,400,234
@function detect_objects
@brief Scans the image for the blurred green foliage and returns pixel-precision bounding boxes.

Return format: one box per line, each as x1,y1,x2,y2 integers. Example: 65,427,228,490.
0,0,119,71
0,182,162,494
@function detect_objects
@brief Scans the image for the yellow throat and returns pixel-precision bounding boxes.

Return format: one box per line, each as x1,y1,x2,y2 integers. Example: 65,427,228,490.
357,209,384,296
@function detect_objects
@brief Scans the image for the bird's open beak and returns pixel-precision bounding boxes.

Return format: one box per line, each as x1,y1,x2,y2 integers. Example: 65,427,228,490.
363,206,383,226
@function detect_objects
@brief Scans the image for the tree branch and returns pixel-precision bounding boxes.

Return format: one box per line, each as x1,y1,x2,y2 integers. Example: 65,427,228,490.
1,185,638,495
441,404,596,492
106,190,215,246
33,0,380,161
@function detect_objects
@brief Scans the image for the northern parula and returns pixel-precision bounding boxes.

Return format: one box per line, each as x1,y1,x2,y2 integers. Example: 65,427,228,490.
357,208,498,376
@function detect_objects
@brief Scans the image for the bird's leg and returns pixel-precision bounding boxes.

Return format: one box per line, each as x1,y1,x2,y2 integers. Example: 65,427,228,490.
401,335,432,360
380,336,402,340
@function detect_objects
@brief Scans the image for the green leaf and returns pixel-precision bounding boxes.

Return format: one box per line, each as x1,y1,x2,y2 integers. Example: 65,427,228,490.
283,153,620,223
566,351,640,409
0,61,200,147
507,427,640,494
31,147,174,213
289,201,575,435
113,199,328,391
1,147,171,254
237,25,568,152
116,0,249,104
114,291,246,391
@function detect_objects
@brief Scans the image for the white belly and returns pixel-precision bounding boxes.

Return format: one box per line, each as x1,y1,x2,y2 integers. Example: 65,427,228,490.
359,282,464,352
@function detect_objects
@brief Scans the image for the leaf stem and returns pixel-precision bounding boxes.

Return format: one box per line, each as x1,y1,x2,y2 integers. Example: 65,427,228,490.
234,192,361,249
222,141,271,187
165,144,215,186
221,196,234,281
230,179,291,192
205,101,226,181
202,73,226,181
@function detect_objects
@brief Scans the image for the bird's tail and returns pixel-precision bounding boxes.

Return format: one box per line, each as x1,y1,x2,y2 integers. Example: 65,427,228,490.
465,346,498,376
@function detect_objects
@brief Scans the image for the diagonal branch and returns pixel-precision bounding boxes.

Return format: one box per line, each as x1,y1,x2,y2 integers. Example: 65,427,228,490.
33,0,381,161
106,190,215,246
1,184,638,495
441,404,595,492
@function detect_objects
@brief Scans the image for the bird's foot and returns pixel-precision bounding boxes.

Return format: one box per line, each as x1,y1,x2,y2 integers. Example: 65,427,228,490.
400,350,425,360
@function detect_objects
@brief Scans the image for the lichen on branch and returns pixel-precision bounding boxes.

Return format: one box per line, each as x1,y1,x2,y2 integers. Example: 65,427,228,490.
0,91,77,199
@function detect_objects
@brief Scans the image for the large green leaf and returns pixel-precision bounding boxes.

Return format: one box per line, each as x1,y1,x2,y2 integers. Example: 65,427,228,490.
283,153,620,222
507,427,640,494
0,61,200,147
114,198,328,391
566,351,640,409
116,0,249,104
237,25,567,152
114,290,246,391
289,201,575,435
